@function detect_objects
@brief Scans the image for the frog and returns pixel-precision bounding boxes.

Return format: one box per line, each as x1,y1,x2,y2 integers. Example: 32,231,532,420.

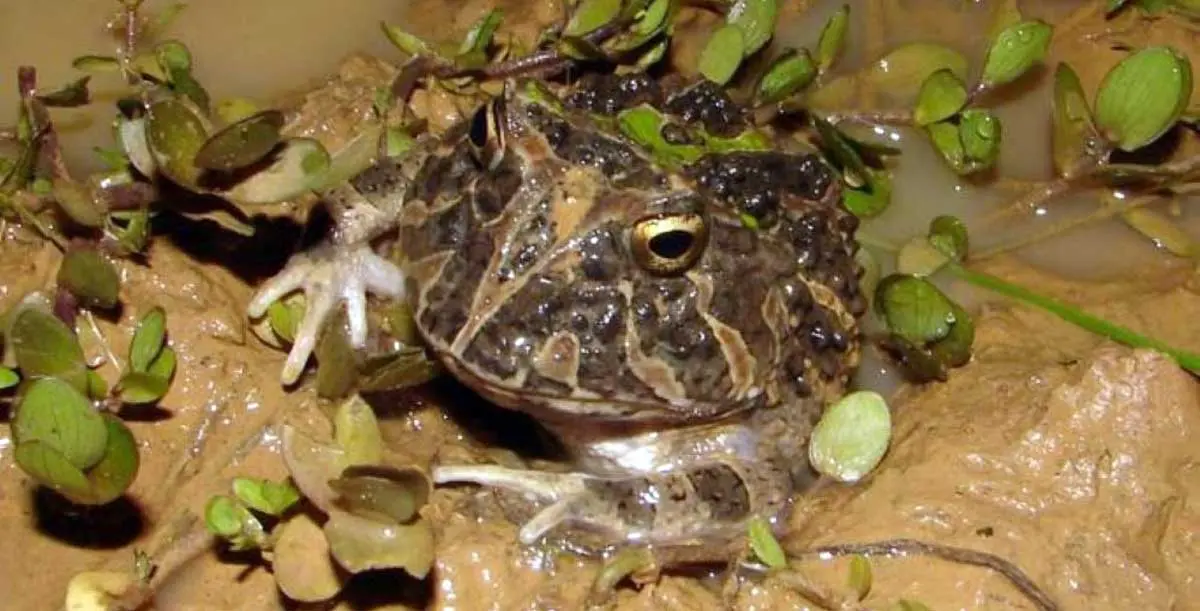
248,72,867,561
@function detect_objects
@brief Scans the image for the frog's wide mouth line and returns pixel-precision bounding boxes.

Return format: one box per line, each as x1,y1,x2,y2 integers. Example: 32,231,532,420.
3,1,1200,610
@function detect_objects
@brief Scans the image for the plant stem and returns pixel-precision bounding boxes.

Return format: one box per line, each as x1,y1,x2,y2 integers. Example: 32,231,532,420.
945,262,1200,373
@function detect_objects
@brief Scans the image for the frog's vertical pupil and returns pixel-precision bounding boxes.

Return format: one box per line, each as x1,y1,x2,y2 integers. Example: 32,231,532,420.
648,230,694,260
468,103,490,150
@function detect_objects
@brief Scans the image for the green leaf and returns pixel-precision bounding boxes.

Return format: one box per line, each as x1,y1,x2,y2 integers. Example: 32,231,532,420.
268,296,304,344
756,48,817,104
633,0,670,36
12,377,108,470
699,25,746,85
14,442,93,503
618,105,704,167
928,215,969,262
1094,46,1193,151
204,495,266,550
315,312,357,400
57,249,121,309
898,600,935,611
816,4,850,73
37,76,92,108
1121,207,1196,257
842,169,892,218
747,516,787,569
958,109,1002,167
147,345,177,382
848,555,873,601
929,301,975,368
808,390,892,483
914,69,968,126
457,9,504,57
79,414,140,505
811,115,869,187
927,120,966,172
9,308,88,393
129,306,166,373
727,0,778,57
155,40,192,72
117,371,170,405
1051,62,1101,177
146,98,210,188
380,22,435,57
232,477,302,517
0,366,19,389
52,178,107,229
979,19,1053,89
874,275,957,344
896,237,951,277
72,55,121,74
193,110,285,172
86,368,108,399
565,0,621,37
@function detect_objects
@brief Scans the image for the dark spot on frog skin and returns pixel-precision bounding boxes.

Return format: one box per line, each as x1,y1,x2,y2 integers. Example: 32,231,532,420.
565,72,664,115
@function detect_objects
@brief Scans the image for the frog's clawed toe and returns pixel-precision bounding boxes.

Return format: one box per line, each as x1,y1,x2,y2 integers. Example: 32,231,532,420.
433,465,594,545
248,243,406,386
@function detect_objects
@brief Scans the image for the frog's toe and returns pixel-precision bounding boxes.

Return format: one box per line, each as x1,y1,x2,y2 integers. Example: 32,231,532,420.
249,244,406,386
433,465,593,545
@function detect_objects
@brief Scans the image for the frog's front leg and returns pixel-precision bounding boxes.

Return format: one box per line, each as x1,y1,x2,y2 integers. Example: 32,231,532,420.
433,423,796,558
248,183,408,386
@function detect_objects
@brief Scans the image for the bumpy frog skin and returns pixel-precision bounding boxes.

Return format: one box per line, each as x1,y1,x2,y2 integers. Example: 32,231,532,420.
249,74,866,559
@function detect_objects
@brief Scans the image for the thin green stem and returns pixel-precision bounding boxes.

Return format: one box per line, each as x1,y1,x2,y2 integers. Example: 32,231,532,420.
946,262,1200,373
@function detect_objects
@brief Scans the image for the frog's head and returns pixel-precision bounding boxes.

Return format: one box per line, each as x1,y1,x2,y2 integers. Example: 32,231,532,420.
407,80,864,430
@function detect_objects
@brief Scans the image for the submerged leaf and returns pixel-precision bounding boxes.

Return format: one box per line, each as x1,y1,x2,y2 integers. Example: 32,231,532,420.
0,367,19,390
1121,207,1196,257
15,412,139,506
848,555,873,600
928,215,969,262
324,509,435,578
38,76,91,108
863,43,969,99
1051,63,1101,176
809,390,892,483
330,465,431,525
816,4,850,73
281,424,345,512
914,69,968,126
193,110,285,172
334,395,384,467
273,513,346,603
58,249,121,309
842,169,892,218
958,109,1002,168
1094,46,1193,151
52,178,107,228
979,19,1053,89
699,25,746,85
72,55,121,74
381,22,435,57
896,237,951,277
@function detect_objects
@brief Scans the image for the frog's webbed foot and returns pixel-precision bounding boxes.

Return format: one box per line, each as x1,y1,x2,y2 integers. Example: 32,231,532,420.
433,453,793,556
248,242,406,386
433,465,593,545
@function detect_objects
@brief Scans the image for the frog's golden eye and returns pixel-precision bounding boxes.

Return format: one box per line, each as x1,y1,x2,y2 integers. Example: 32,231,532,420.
630,213,709,276
467,97,506,171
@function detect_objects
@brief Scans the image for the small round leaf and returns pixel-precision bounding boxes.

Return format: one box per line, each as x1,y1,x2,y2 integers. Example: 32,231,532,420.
146,98,210,188
699,25,746,86
193,110,285,172
959,109,1002,166
874,275,957,344
273,513,346,603
564,0,621,37
747,516,787,569
914,69,968,126
1051,62,1101,176
980,19,1053,89
727,0,778,57
808,390,892,483
9,308,88,392
756,49,817,104
80,414,140,505
58,249,121,309
129,306,166,373
816,4,850,73
863,43,968,99
1094,46,1193,152
13,377,108,471
232,477,301,517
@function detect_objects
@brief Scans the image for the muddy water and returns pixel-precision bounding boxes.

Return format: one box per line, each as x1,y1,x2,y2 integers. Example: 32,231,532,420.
0,1,1199,610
